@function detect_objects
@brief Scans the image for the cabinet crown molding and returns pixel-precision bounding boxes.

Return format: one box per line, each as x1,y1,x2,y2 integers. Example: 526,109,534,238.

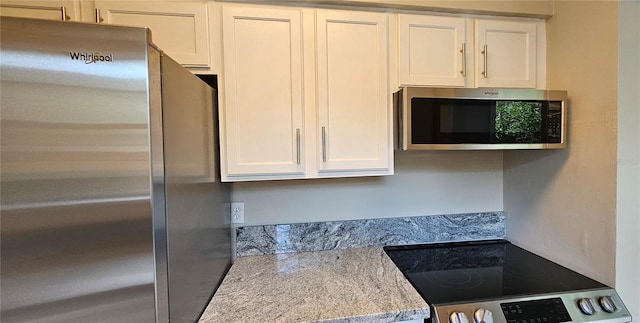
213,0,554,19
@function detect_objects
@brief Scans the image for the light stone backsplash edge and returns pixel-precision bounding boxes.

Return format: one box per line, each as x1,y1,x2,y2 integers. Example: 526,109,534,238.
235,212,505,257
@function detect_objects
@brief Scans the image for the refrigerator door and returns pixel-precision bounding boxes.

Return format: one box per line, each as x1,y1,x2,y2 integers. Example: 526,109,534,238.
160,55,231,323
0,18,156,322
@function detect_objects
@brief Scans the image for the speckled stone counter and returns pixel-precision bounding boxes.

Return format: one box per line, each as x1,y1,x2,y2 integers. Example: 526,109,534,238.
199,247,430,323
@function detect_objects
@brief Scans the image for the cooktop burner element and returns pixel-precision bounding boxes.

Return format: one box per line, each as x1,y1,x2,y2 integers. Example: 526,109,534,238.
384,240,631,323
423,269,484,290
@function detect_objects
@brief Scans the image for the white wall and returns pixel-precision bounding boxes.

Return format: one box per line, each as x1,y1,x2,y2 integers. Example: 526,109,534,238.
504,1,618,286
232,151,503,226
616,0,640,316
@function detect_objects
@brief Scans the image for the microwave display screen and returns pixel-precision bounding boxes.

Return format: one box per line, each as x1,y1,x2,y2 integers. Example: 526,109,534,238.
410,98,562,145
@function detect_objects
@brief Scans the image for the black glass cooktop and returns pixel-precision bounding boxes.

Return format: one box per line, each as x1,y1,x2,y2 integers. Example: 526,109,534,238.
384,240,607,305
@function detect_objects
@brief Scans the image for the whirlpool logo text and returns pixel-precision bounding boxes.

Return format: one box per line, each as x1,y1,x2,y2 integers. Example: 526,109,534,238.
69,51,114,64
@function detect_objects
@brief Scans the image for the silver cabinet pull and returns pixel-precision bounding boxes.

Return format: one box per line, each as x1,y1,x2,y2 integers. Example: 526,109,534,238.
60,6,70,21
95,8,104,23
481,44,488,78
321,126,327,162
459,43,466,77
295,128,301,165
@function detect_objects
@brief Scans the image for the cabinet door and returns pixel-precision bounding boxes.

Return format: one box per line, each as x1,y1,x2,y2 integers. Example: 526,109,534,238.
316,10,391,174
221,6,304,180
398,14,468,87
94,1,210,67
0,0,80,21
475,19,536,88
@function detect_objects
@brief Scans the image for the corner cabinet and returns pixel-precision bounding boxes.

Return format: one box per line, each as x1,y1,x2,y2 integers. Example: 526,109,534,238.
220,5,393,181
94,1,210,68
0,0,82,21
397,14,541,89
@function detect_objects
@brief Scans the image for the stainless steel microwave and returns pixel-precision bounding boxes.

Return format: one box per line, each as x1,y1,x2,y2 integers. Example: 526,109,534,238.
394,87,567,150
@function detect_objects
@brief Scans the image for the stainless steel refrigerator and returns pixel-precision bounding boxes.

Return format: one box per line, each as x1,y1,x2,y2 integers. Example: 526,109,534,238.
0,17,231,323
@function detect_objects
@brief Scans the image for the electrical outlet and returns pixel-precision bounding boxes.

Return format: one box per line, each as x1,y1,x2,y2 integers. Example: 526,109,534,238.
231,202,244,224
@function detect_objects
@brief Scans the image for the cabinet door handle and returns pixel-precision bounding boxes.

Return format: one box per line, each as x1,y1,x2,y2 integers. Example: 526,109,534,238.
459,43,466,77
95,9,104,23
321,126,327,163
481,44,488,78
60,6,70,21
296,128,301,165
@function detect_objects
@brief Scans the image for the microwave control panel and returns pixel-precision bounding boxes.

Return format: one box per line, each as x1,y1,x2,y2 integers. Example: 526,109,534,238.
545,101,563,143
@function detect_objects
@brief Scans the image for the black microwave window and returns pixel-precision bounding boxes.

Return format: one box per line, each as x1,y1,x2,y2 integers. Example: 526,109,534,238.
410,98,560,145
411,98,494,144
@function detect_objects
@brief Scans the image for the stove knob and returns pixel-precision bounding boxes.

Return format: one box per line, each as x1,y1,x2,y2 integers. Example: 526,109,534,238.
450,311,470,323
474,308,494,323
599,296,618,313
578,298,596,315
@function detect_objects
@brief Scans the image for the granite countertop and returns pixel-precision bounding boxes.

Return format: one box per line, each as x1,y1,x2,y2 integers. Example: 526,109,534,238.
199,247,430,323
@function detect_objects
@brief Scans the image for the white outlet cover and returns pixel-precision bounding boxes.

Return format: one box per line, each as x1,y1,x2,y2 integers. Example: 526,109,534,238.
231,202,245,224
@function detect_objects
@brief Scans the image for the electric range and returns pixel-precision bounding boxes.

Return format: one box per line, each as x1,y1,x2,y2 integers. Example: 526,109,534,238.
384,240,631,323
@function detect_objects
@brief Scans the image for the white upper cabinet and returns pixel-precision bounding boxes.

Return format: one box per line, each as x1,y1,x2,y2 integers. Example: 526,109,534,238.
398,14,468,87
221,6,305,180
475,19,537,88
316,10,391,174
0,0,81,21
219,5,393,181
94,1,210,68
0,1,211,68
398,14,541,88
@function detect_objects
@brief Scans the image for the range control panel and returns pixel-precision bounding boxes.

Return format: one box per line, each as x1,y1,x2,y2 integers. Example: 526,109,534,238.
434,289,631,323
500,298,571,323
